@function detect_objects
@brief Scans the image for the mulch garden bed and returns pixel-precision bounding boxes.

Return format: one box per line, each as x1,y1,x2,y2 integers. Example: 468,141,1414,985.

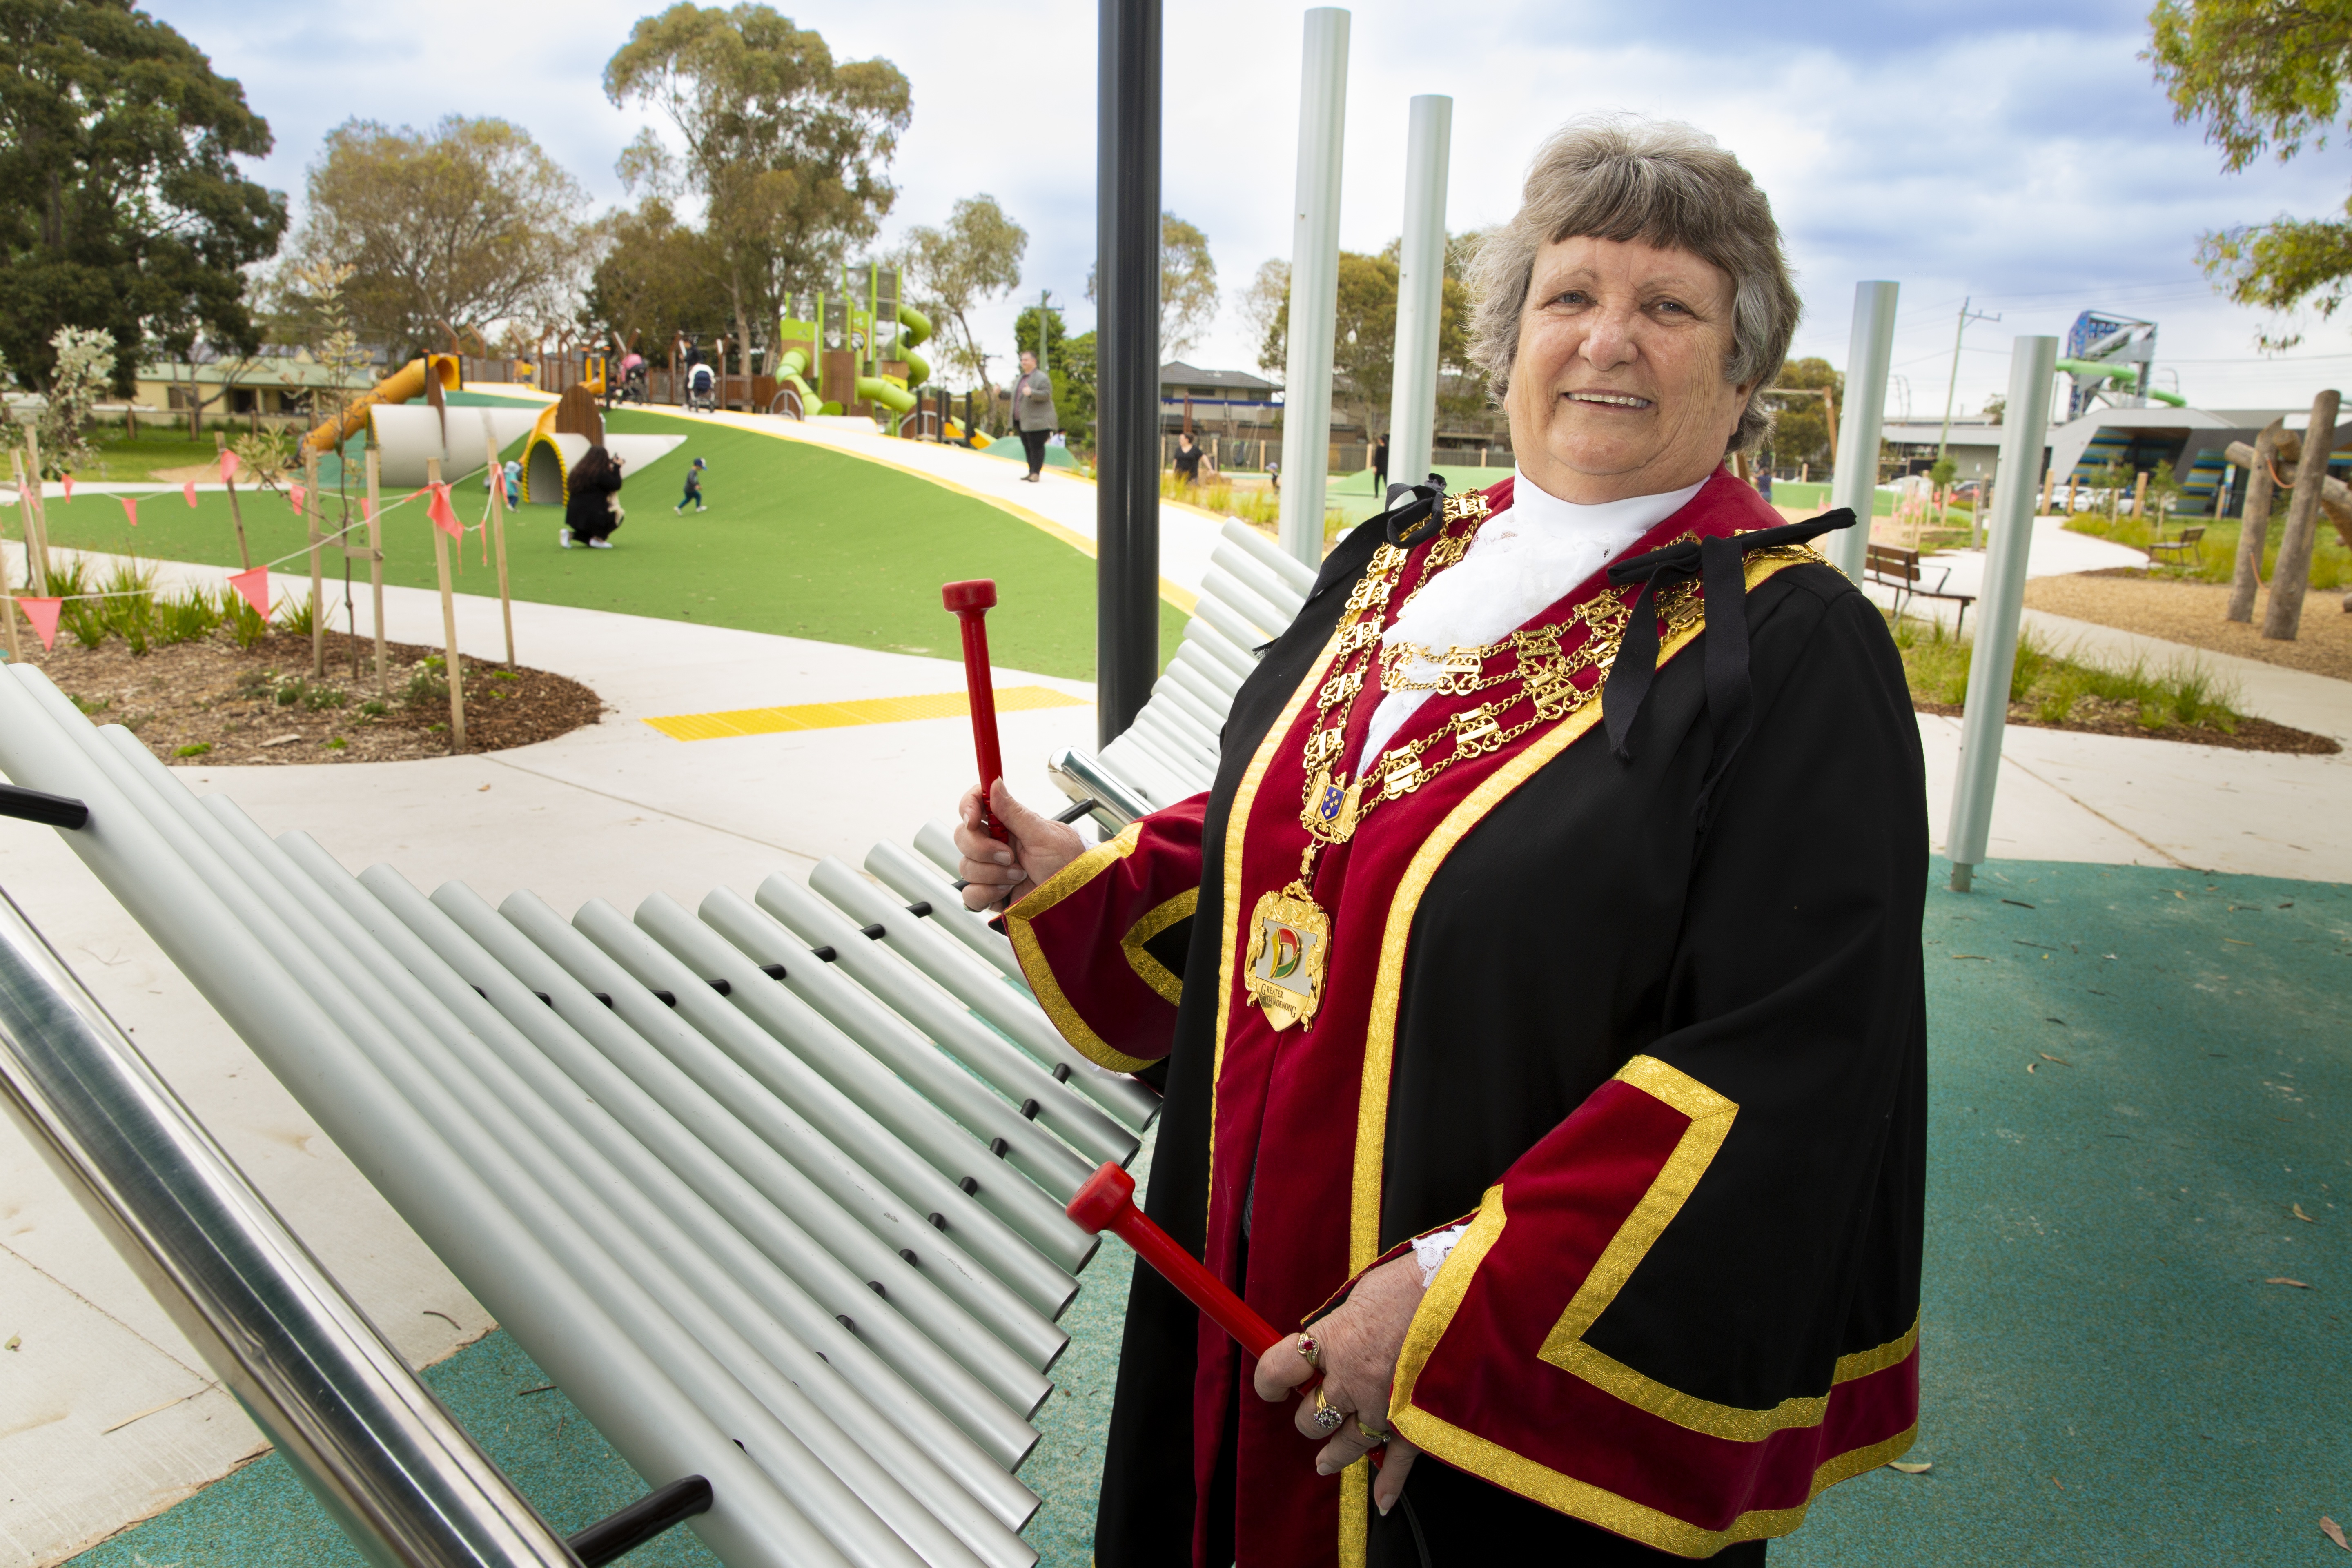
13,628,604,765
2022,570,2352,684
1910,697,2339,755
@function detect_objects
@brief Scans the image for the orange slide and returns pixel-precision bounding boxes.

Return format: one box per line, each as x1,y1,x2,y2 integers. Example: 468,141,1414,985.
300,354,463,458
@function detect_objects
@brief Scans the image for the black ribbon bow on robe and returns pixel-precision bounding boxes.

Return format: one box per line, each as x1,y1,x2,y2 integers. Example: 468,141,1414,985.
1382,475,1451,548
1599,507,1858,810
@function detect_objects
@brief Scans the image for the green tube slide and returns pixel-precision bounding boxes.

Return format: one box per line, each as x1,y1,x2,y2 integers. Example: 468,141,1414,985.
2056,358,2187,408
774,346,818,416
895,302,932,386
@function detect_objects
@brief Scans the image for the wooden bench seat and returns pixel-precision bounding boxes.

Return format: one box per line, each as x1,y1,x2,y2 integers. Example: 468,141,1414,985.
1866,543,1976,635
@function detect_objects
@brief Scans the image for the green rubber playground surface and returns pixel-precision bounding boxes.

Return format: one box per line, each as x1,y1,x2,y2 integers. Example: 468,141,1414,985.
66,858,2352,1566
29,406,1184,682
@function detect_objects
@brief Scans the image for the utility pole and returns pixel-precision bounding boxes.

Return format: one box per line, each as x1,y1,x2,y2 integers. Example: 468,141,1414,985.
1938,297,2002,461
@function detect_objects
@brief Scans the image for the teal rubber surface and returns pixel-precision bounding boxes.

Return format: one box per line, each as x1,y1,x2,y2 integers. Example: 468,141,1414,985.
70,859,2350,1565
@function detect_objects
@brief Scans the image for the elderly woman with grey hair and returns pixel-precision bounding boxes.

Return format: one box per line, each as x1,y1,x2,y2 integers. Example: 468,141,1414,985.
956,118,1925,1566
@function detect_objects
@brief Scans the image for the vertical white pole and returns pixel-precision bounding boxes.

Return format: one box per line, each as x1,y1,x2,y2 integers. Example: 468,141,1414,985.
1385,94,1452,496
1945,335,2058,894
1826,281,1899,584
1277,7,1350,568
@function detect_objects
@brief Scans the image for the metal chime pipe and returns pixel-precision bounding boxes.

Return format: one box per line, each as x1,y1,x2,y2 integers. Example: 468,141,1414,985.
88,736,936,1568
0,887,579,1568
574,899,1068,1371
183,796,998,1568
751,877,1139,1171
809,861,1161,1134
0,668,828,1568
284,840,1042,1556
696,889,1097,1204
861,840,1030,988
630,893,1085,1300
368,869,1042,1524
1827,281,1900,584
481,889,1047,1452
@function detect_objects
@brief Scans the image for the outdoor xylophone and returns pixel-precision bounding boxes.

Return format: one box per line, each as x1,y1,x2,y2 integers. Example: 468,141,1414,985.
0,519,1318,1568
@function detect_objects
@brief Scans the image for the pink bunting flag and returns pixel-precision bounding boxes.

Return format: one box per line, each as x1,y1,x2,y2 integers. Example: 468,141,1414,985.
426,483,461,539
16,597,61,652
227,566,269,619
60,474,73,502
183,479,198,508
218,448,238,484
289,483,306,515
119,495,140,528
360,498,374,523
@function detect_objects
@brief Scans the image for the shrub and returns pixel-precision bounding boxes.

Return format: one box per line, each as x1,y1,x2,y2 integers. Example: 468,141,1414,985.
98,561,159,656
158,586,224,645
228,592,269,650
276,592,317,640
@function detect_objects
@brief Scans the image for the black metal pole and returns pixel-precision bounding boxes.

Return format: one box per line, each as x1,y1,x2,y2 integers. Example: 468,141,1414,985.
1096,0,1162,746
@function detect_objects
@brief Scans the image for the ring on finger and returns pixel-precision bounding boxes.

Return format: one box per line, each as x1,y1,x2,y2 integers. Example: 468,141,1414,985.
1311,1385,1346,1433
1294,1332,1321,1370
1356,1418,1390,1442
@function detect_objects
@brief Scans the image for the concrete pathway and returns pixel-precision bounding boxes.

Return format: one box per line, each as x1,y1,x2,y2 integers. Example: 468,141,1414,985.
3,541,2350,1564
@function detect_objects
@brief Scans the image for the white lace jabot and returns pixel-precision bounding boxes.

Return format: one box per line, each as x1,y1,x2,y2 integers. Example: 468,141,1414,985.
1353,472,1705,769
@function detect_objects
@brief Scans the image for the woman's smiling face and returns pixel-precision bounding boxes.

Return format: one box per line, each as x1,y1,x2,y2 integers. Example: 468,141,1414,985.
1504,235,1757,504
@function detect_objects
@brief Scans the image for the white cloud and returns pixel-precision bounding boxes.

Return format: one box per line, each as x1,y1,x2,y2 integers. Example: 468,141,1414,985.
156,0,2351,406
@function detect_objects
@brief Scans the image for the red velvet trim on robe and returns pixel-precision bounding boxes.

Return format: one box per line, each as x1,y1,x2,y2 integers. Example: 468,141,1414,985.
1004,793,1209,1071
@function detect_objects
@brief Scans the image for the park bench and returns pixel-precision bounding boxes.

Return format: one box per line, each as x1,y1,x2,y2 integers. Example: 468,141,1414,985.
2145,524,2206,570
1866,543,1976,635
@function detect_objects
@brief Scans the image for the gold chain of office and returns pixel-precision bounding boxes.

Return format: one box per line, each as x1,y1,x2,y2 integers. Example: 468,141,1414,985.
1285,494,1710,891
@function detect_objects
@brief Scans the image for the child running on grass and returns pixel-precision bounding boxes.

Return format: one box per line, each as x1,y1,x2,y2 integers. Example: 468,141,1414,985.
675,457,709,514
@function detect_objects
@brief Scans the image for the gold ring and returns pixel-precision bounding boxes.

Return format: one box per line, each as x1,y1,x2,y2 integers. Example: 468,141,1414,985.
1295,1332,1322,1370
1356,1419,1390,1442
1311,1385,1346,1433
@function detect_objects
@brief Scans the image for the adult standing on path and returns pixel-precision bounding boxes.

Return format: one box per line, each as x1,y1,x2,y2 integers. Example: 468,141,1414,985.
1372,432,1390,492
956,117,1925,1566
1013,351,1060,482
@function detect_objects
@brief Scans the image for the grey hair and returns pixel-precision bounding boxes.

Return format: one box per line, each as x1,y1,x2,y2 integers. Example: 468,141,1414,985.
1467,116,1800,454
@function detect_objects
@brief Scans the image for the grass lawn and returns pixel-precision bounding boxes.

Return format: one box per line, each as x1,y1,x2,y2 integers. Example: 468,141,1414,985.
2062,508,2351,591
23,406,1184,682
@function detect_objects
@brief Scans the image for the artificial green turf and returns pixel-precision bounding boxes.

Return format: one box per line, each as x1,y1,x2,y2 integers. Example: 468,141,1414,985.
27,406,1185,682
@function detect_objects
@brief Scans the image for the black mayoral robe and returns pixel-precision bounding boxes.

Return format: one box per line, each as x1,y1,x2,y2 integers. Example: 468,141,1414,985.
1004,472,1929,1567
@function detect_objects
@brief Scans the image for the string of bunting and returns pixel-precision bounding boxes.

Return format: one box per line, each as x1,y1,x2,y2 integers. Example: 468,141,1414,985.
8,472,495,653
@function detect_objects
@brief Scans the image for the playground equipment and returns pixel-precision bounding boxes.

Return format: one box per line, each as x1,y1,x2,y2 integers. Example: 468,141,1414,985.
300,354,463,459
2060,312,2186,416
771,265,933,424
517,386,685,505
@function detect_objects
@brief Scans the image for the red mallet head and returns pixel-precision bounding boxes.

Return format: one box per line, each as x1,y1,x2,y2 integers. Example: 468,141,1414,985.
1067,1159,1137,1236
942,579,998,615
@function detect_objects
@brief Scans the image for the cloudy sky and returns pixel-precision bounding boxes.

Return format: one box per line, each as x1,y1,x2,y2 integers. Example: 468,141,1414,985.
158,0,2352,417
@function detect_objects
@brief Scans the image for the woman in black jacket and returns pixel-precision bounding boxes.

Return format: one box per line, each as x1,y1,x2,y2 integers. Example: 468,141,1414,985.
562,446,626,548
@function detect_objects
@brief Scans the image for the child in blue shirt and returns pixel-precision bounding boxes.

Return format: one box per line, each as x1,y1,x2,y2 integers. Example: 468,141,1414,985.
675,457,709,514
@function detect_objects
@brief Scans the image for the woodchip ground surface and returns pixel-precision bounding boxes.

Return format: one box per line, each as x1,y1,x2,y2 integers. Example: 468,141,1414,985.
15,628,603,765
2022,570,2352,684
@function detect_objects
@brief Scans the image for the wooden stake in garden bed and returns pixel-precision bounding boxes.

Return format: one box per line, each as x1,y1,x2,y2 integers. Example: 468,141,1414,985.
2264,389,2340,642
425,456,467,753
2227,419,2284,624
217,432,251,571
483,431,514,667
365,445,387,700
305,447,326,679
20,433,53,595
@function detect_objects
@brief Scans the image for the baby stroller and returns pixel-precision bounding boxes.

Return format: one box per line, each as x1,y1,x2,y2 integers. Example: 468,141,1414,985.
615,352,649,405
685,361,717,413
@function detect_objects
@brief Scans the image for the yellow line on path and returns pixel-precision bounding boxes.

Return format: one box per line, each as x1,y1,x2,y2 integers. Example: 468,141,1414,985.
645,684,1089,742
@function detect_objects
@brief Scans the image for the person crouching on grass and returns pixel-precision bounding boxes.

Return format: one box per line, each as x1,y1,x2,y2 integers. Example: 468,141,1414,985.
676,456,709,514
561,445,626,549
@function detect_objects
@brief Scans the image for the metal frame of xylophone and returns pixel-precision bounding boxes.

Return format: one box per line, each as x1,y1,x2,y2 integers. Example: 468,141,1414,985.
0,660,1164,1568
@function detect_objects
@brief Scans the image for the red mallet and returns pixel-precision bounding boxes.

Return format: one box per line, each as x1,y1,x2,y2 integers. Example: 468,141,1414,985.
942,579,1008,841
1067,1160,1321,1396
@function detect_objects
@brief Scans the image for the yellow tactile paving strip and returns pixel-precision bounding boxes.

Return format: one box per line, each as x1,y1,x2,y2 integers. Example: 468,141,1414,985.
644,684,1088,741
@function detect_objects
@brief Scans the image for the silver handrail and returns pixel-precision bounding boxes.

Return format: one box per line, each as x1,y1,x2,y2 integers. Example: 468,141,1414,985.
0,885,581,1568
